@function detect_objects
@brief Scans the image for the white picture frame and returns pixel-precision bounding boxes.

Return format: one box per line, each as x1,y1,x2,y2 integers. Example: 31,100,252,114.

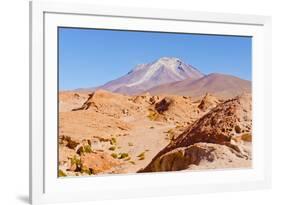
30,1,272,204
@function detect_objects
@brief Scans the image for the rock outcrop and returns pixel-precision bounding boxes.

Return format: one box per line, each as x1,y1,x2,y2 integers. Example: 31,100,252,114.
140,93,252,172
141,142,250,172
155,97,173,113
80,152,121,174
198,93,220,112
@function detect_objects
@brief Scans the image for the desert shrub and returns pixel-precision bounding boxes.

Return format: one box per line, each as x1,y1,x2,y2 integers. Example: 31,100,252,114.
124,156,131,161
128,142,134,146
147,109,158,121
69,155,82,172
129,161,136,165
76,145,92,155
58,169,67,177
165,128,175,140
110,137,117,145
81,166,92,175
118,153,129,159
84,144,92,153
70,155,81,166
111,153,118,159
137,152,145,158
138,156,145,160
109,146,116,151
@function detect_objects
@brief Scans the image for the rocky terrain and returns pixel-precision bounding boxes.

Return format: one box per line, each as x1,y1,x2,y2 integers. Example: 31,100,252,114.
139,93,252,172
58,57,252,177
58,90,252,177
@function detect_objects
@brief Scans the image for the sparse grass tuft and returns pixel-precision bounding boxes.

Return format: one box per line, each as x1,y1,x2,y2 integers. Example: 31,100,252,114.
129,161,136,165
110,137,117,145
139,156,145,160
77,144,92,155
109,146,116,151
69,155,82,172
58,169,67,177
81,166,92,175
118,153,129,159
128,142,134,146
147,109,159,121
164,128,175,141
111,153,118,159
70,155,81,167
137,152,145,158
124,156,131,161
84,144,92,153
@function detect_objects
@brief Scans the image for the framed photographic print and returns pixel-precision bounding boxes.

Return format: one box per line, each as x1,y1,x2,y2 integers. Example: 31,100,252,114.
30,1,272,204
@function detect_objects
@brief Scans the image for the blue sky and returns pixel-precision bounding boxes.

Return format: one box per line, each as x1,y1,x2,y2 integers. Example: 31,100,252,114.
59,27,252,90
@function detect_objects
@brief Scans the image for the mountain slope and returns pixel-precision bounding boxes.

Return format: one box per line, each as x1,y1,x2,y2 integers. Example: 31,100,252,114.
146,73,251,98
98,57,204,95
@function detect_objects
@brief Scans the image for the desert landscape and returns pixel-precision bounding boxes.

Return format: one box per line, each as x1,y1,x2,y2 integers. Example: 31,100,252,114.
58,57,252,177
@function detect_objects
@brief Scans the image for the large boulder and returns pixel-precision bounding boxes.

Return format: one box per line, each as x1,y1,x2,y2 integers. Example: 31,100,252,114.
155,97,173,113
140,93,252,172
142,142,250,172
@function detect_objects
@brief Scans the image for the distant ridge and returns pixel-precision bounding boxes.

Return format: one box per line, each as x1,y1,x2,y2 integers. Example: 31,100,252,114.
146,73,251,98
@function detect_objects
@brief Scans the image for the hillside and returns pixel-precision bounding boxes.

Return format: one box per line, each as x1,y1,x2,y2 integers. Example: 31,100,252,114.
147,73,251,99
